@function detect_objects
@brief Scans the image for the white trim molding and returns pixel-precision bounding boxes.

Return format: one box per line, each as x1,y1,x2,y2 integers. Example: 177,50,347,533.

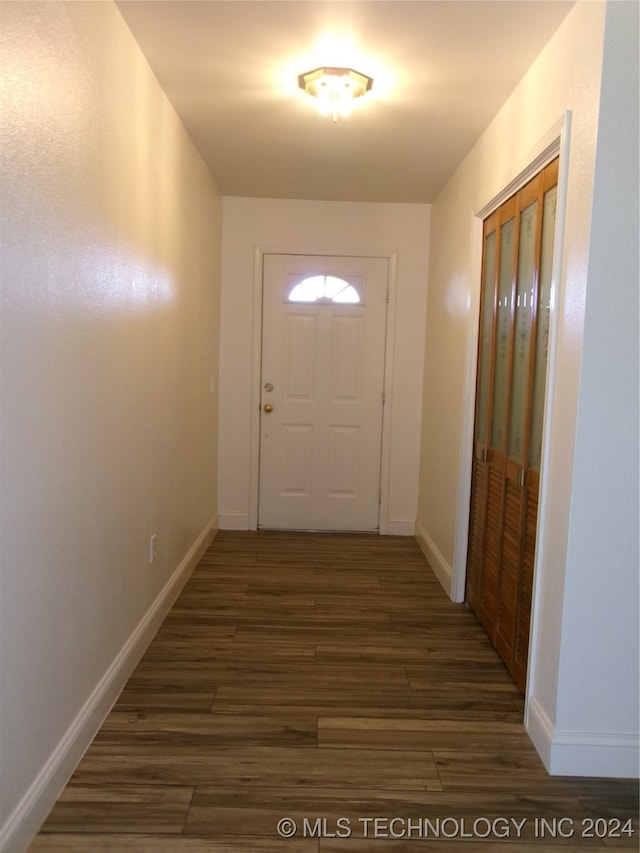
527,698,640,778
377,251,399,538
219,512,251,530
0,516,218,853
415,519,453,597
383,518,415,537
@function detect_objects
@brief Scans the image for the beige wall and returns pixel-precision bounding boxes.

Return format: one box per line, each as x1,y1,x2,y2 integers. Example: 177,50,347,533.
219,197,430,535
1,5,636,850
417,0,638,777
0,2,222,848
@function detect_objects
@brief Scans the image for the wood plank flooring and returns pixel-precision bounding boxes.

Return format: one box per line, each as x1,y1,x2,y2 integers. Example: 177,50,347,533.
31,531,638,851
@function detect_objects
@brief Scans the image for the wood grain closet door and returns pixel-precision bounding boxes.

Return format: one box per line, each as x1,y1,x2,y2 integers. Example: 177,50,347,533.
466,159,558,693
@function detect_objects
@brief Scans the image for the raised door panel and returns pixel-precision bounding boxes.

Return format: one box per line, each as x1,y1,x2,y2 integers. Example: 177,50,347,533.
282,425,313,495
327,426,360,496
330,315,363,402
283,314,316,400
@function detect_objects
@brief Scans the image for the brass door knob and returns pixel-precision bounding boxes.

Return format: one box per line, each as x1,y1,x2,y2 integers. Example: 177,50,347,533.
263,403,274,413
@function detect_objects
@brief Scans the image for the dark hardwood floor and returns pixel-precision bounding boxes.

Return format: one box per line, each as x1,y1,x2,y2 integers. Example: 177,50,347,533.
31,531,638,851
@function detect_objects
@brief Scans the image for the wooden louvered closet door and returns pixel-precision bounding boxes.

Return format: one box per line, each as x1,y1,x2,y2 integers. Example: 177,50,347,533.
466,159,558,693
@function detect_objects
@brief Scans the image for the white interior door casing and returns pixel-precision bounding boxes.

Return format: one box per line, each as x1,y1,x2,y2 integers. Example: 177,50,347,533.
259,254,389,531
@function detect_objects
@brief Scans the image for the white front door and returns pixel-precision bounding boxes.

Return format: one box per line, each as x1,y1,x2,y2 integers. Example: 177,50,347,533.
258,254,388,531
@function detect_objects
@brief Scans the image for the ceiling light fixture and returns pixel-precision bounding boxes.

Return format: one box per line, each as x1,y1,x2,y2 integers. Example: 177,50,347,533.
298,66,373,122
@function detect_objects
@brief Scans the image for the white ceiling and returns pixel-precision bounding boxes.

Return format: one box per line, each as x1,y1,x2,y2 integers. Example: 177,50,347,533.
116,0,574,203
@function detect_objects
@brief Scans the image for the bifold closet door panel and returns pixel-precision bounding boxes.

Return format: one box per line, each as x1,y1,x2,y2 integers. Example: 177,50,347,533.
466,159,558,692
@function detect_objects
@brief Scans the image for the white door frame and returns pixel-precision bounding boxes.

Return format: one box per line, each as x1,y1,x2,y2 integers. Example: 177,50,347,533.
247,246,399,533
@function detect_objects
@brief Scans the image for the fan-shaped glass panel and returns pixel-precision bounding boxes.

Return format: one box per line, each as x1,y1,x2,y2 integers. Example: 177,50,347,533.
288,283,316,302
324,276,348,298
332,285,360,303
287,275,360,304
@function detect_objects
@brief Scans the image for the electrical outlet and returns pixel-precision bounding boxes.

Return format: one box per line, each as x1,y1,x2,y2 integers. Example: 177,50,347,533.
149,533,157,564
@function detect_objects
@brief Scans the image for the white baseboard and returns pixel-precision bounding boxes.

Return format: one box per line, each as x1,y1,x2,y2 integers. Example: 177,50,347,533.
220,514,414,536
382,518,415,536
525,696,555,770
415,520,453,598
219,511,250,530
0,515,218,853
526,697,640,778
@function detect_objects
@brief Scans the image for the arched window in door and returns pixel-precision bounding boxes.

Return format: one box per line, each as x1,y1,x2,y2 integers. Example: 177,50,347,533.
287,275,360,304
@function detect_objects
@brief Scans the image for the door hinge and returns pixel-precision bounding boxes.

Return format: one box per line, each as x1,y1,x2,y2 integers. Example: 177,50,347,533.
378,488,382,505
382,391,386,405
